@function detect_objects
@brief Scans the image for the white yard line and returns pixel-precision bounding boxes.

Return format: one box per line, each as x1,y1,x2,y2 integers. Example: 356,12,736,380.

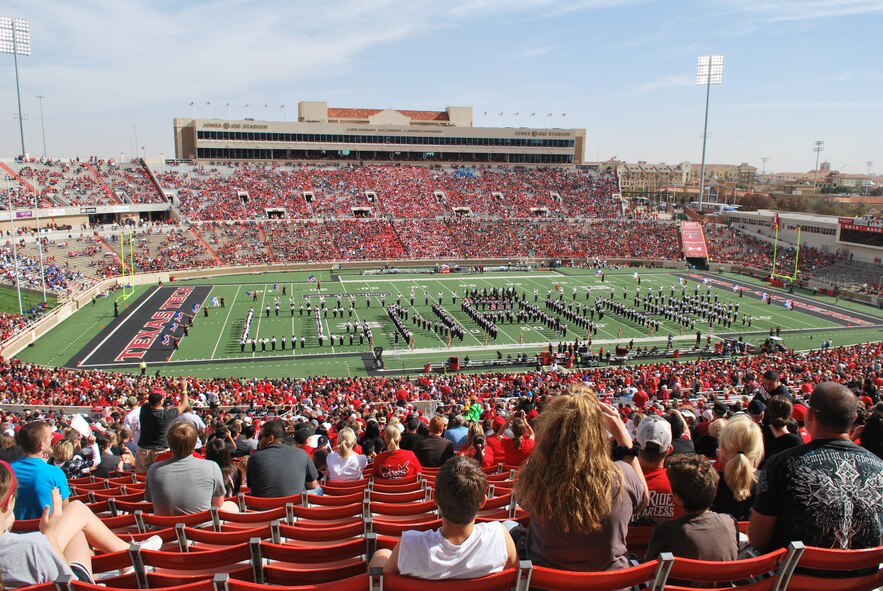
210,285,241,359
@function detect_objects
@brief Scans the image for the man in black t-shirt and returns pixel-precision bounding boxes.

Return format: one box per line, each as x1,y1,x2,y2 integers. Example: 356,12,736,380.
749,382,883,556
135,382,189,473
413,416,454,467
246,420,319,497
752,369,793,404
400,417,424,451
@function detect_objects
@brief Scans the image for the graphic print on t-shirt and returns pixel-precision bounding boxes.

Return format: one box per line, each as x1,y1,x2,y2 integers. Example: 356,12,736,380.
787,450,883,549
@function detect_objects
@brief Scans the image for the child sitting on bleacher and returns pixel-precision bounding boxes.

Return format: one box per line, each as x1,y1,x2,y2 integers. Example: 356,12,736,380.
644,454,739,562
369,456,517,579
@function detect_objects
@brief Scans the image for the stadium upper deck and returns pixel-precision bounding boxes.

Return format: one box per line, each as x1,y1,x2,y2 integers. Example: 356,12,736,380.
174,101,585,165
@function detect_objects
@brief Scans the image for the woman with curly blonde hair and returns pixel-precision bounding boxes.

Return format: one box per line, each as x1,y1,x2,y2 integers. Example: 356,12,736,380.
513,386,648,571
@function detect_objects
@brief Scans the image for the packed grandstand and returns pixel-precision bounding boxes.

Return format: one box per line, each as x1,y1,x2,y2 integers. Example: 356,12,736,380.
0,159,881,590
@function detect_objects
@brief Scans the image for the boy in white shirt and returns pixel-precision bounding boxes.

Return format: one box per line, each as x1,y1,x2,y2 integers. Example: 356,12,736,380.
369,456,517,579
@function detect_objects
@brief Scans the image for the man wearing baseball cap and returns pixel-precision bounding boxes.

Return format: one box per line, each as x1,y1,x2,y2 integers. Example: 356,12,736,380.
753,370,793,405
135,383,190,473
632,416,679,525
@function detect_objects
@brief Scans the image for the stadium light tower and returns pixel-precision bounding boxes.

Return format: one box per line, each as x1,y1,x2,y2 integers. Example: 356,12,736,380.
35,94,47,158
3,172,24,316
813,140,824,193
696,55,723,211
0,16,31,158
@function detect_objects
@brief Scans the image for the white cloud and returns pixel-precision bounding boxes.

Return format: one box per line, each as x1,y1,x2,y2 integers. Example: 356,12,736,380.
719,0,883,22
515,46,558,59
2,0,635,113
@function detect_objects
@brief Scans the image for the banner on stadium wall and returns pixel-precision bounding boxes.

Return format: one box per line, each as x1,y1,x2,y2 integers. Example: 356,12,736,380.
680,222,709,259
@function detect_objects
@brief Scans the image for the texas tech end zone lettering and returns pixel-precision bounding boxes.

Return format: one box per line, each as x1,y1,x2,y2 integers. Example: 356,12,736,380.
115,287,195,362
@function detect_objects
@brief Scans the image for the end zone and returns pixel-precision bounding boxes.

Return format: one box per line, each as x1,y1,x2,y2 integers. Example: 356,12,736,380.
68,285,213,369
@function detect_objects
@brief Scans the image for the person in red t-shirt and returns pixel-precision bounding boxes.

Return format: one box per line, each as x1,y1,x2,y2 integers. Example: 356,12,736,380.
485,416,507,465
373,424,422,480
500,412,535,467
631,416,680,525
632,388,649,410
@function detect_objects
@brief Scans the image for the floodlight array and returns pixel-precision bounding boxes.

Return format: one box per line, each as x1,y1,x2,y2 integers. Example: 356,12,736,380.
696,55,723,86
0,17,30,55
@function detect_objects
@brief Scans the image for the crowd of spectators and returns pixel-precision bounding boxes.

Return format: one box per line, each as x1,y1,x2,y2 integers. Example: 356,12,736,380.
1,342,882,586
90,160,164,205
152,164,622,221
1,341,882,416
704,223,844,276
15,161,114,207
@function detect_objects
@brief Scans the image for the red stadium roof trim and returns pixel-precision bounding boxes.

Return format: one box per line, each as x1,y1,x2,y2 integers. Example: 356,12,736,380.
327,108,449,121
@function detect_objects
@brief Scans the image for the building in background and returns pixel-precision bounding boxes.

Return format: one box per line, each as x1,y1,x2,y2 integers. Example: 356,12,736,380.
174,101,585,165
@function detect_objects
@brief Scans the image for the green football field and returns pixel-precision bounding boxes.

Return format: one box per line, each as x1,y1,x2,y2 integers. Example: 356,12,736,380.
14,268,883,379
0,285,57,315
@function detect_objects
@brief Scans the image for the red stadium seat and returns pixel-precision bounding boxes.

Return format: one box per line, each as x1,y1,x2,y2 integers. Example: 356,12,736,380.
663,543,804,591
368,490,428,504
370,517,442,536
216,506,291,527
289,502,363,522
214,572,368,591
136,509,218,532
70,576,215,591
785,543,883,591
369,563,529,591
237,493,303,511
276,519,366,543
250,537,371,585
305,491,364,506
369,499,437,518
526,556,672,591
129,541,256,588
176,523,276,550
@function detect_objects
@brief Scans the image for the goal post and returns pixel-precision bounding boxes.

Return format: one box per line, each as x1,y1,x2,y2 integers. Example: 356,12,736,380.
116,229,136,303
770,223,801,282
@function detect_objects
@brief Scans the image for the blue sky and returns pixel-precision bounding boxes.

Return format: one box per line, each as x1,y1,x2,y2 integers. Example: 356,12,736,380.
0,0,881,173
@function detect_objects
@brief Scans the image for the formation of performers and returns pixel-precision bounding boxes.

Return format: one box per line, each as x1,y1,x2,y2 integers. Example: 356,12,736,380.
234,277,759,353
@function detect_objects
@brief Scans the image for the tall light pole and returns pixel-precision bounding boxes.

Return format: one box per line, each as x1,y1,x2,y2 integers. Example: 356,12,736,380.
35,94,46,159
866,161,874,196
4,172,24,316
0,16,31,158
813,140,824,193
31,179,47,303
696,55,724,212
760,157,769,185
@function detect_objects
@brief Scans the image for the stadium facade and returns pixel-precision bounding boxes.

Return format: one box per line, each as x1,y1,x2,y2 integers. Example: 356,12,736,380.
174,101,585,165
